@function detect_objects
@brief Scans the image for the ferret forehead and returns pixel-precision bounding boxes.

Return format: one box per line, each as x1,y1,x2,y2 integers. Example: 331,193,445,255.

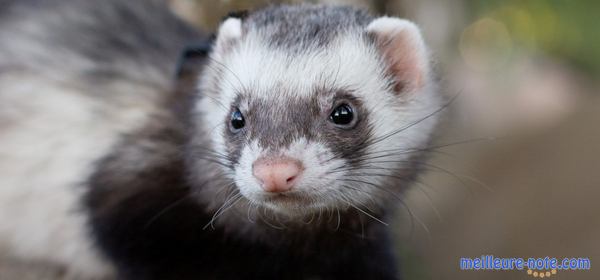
244,4,374,51
221,34,383,101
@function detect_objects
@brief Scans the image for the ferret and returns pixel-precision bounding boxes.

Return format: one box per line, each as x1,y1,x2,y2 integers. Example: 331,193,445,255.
0,1,441,279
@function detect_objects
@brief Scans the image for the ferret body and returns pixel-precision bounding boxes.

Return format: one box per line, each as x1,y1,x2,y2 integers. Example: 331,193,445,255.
0,1,441,279
0,0,199,278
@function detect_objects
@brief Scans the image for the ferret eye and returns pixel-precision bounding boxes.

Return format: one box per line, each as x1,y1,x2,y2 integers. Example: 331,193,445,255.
230,108,245,131
329,104,355,127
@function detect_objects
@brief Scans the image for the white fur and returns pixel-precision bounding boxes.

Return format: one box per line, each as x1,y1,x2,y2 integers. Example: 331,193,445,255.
0,72,158,278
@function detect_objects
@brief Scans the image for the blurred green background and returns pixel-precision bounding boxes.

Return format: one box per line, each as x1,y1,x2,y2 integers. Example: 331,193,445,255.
471,0,600,76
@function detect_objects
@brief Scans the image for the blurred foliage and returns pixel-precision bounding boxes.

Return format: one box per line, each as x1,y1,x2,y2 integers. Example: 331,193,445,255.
467,0,600,76
170,0,359,31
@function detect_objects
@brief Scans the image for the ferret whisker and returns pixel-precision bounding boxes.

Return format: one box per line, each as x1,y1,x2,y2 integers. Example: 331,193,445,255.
191,149,235,165
337,163,451,184
343,164,487,198
204,58,245,93
203,192,243,230
359,213,365,239
195,153,233,165
345,149,450,166
414,184,443,222
259,207,285,230
205,56,251,95
276,213,288,229
346,174,442,238
302,209,316,225
205,121,227,135
411,136,498,152
339,182,418,237
193,151,231,162
214,182,238,200
360,159,492,193
341,173,442,223
143,194,191,229
367,90,461,147
269,209,286,229
347,136,498,162
208,190,241,220
335,208,341,231
192,145,230,157
246,202,258,224
326,204,334,223
318,206,323,225
194,156,233,169
342,199,388,227
245,201,256,224
201,90,230,111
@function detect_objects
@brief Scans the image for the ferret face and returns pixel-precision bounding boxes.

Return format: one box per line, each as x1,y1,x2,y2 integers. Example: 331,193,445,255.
192,5,440,218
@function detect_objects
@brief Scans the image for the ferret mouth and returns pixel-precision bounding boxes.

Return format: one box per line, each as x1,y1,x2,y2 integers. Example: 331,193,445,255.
262,192,312,204
256,192,320,211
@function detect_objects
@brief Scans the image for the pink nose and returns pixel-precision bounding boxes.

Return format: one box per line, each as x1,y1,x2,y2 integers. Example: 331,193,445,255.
252,157,303,193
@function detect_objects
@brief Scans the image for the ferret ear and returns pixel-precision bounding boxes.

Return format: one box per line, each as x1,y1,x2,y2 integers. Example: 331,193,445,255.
214,17,243,56
366,17,429,94
175,42,211,78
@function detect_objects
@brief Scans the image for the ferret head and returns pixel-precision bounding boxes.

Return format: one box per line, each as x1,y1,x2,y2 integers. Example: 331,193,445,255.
190,5,440,218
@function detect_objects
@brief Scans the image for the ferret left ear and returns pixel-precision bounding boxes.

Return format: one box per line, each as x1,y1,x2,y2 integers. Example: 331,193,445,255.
214,17,243,56
366,17,429,94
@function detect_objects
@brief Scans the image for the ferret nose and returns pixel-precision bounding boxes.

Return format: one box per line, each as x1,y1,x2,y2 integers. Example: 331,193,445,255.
252,157,303,193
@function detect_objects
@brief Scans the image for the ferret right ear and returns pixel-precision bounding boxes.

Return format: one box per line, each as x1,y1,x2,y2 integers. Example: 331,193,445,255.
366,17,429,94
214,17,243,56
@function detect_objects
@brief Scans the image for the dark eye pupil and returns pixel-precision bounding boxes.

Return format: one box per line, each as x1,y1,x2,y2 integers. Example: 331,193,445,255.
231,109,245,130
330,104,354,125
